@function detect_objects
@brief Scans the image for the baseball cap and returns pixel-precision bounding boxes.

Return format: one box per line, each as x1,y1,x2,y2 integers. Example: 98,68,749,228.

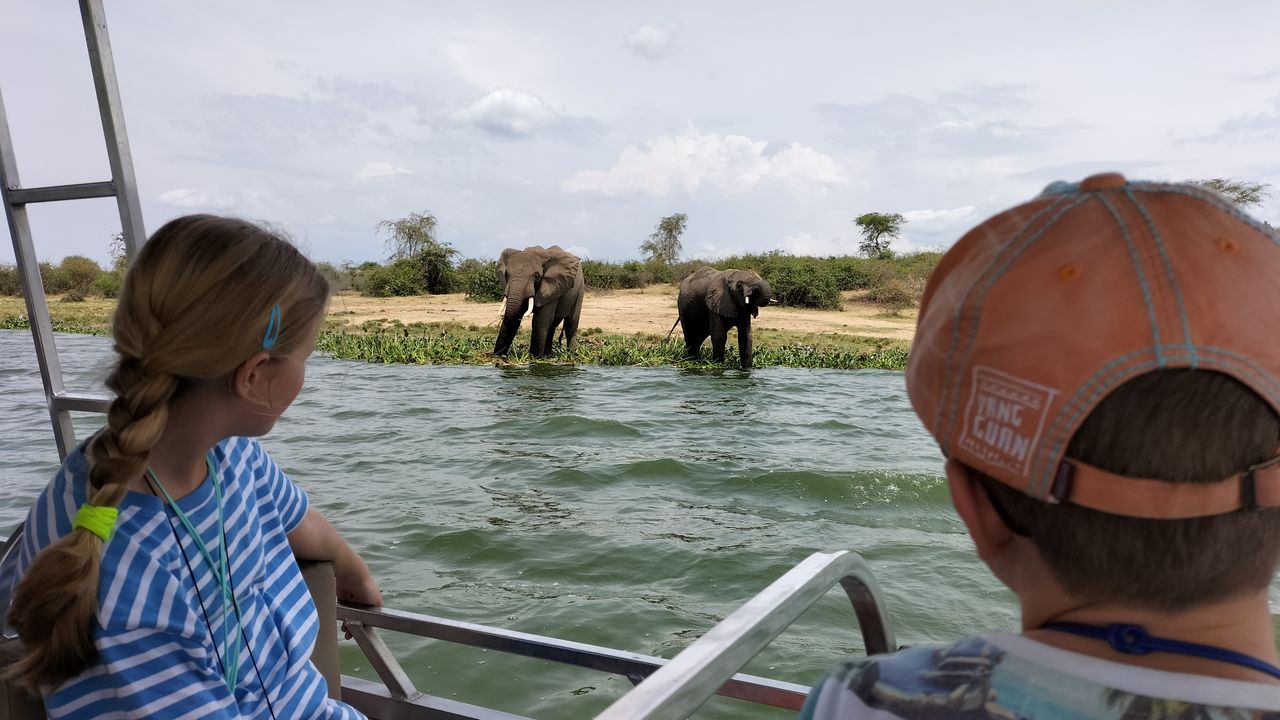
906,172,1280,519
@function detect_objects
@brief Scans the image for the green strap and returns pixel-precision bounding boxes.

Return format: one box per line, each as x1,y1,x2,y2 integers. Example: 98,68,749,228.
73,504,118,541
148,455,241,690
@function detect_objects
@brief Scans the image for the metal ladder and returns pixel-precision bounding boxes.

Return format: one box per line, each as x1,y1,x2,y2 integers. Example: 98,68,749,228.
0,0,143,458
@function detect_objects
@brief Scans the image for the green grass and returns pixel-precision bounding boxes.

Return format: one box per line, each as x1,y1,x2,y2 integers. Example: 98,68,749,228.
0,297,910,371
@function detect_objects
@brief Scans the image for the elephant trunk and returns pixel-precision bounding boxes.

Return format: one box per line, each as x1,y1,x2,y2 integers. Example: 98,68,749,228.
493,283,533,356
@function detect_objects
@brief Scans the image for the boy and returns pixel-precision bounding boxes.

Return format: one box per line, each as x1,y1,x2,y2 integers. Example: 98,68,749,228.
802,173,1280,718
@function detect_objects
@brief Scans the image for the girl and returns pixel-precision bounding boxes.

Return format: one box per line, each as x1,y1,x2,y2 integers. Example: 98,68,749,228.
1,215,381,718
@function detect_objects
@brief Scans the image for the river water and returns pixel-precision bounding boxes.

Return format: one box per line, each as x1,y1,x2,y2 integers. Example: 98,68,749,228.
0,330,1016,718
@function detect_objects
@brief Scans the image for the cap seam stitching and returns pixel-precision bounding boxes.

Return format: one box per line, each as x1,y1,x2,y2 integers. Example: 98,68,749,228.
1097,192,1165,366
939,194,1089,455
1035,355,1161,494
1124,187,1198,367
1130,182,1279,243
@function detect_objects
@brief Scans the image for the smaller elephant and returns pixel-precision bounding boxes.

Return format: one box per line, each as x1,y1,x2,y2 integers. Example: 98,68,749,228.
493,245,585,358
674,267,772,369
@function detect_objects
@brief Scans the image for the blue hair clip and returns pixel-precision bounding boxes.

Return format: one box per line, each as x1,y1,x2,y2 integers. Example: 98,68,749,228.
262,303,282,350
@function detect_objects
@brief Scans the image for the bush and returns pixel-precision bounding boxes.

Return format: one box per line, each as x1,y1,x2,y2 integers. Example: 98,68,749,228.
59,255,104,296
92,271,123,299
864,276,923,314
457,258,503,302
362,259,426,297
316,261,355,293
0,265,20,296
411,248,458,294
758,258,842,310
350,261,382,293
39,261,68,295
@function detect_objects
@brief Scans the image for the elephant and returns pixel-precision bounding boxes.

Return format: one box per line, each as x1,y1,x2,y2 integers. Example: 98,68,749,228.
673,267,772,369
493,245,585,358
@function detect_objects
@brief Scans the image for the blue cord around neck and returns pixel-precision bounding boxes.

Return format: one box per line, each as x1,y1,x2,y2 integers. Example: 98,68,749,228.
1042,622,1280,680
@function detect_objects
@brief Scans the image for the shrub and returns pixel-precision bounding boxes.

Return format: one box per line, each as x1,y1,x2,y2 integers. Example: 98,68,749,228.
316,261,355,293
865,276,924,314
410,248,457,294
759,258,843,310
59,255,104,296
39,261,68,295
92,272,123,299
457,257,503,302
351,261,382,293
0,265,20,296
362,259,426,297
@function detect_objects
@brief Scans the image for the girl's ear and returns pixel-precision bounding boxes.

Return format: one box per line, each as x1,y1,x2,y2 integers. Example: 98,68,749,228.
232,351,273,402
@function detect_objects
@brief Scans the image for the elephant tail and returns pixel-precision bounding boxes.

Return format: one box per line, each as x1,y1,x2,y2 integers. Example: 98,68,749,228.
664,316,681,342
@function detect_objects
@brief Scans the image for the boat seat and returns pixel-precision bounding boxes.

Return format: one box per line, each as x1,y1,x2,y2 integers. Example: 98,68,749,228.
0,559,342,718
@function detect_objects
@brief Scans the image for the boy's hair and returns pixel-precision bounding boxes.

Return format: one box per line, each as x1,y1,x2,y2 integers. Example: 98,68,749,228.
5,215,329,691
979,368,1280,609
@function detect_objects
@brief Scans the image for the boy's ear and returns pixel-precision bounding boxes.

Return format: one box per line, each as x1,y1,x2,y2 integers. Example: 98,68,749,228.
233,351,273,402
945,458,1015,562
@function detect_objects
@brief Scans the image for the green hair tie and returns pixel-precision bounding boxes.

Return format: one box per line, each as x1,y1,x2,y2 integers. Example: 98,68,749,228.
73,505,118,542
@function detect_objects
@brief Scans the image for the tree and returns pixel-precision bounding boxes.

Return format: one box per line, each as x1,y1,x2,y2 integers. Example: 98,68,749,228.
376,212,458,294
854,212,907,258
639,213,688,264
1189,178,1270,208
378,211,440,260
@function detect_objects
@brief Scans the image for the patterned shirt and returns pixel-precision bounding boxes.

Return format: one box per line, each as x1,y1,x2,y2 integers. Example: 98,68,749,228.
0,436,364,719
800,632,1280,719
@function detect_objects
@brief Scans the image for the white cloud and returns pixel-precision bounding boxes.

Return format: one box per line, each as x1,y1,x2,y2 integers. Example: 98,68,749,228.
352,162,412,183
452,88,562,138
688,242,748,261
900,206,976,225
624,24,673,59
561,125,848,197
156,188,237,210
776,232,856,257
565,244,591,259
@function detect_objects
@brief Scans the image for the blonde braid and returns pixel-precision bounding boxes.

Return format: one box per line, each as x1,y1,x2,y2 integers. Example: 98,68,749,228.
4,214,329,691
5,358,178,691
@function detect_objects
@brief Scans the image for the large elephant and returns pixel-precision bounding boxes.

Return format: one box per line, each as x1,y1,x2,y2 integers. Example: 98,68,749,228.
493,245,585,358
675,267,772,369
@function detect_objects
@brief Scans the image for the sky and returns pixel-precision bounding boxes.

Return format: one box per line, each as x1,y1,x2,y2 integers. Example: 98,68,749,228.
3,1,1280,267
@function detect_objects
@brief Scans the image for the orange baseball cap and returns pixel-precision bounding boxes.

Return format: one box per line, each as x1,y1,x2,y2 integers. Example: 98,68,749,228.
906,172,1280,519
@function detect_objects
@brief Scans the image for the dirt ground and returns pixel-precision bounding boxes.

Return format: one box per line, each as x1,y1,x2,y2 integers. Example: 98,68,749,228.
327,286,917,341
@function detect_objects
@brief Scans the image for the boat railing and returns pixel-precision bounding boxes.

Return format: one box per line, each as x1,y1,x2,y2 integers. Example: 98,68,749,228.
335,549,895,720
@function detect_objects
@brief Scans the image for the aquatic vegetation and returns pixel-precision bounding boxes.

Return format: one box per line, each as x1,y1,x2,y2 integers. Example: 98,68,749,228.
314,325,908,370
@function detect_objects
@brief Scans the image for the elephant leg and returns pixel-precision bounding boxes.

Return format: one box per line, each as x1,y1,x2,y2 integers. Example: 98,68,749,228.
738,316,753,369
545,317,562,353
530,305,556,357
681,315,707,359
562,293,583,352
709,314,730,363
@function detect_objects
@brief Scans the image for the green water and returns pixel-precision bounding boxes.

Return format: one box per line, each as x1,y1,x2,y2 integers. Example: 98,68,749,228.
0,331,1018,717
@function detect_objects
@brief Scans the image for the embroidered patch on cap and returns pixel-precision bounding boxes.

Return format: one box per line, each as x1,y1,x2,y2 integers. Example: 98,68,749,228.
959,367,1057,476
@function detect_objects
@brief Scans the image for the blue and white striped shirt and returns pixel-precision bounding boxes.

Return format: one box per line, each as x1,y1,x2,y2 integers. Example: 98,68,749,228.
0,436,364,719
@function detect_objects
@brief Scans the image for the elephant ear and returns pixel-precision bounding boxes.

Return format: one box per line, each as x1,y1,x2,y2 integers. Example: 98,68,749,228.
497,248,518,288
536,248,580,307
706,272,740,317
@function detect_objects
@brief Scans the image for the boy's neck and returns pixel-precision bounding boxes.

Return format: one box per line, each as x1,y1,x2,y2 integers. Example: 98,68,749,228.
1020,590,1279,685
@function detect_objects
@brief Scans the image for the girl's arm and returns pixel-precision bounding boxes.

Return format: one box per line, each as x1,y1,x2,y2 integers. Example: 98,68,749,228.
287,508,383,607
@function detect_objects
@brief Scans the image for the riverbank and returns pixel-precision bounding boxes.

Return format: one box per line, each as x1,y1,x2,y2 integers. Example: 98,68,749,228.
0,289,915,370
